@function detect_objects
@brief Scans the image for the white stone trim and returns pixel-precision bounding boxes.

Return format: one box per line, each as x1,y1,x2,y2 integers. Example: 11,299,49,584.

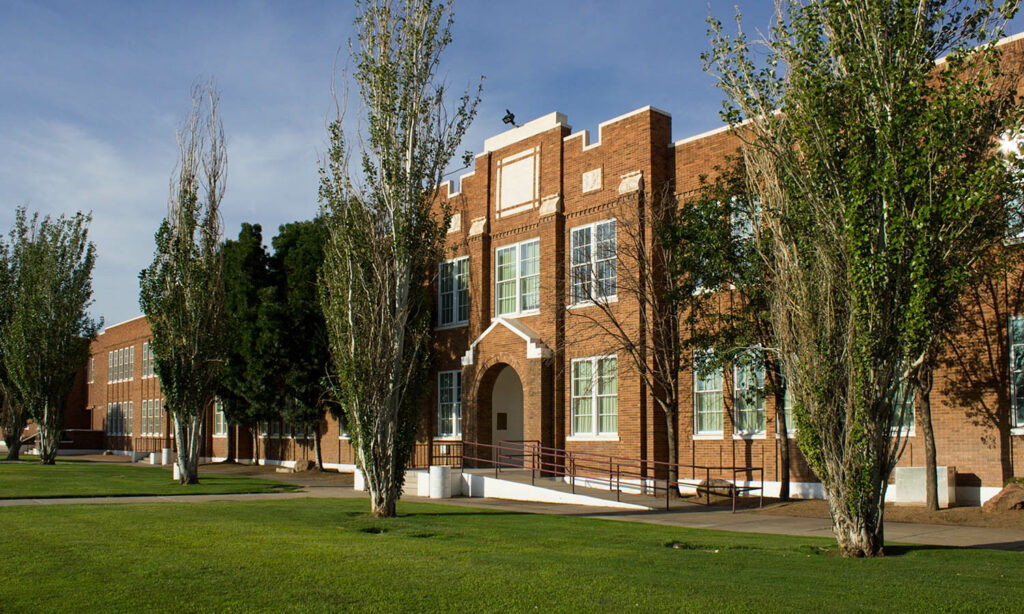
484,112,569,153
564,105,671,151
461,317,552,366
618,170,643,195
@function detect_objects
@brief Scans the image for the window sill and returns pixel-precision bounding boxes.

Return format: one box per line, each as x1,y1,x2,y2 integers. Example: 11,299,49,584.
774,431,798,439
692,433,723,440
494,310,540,320
566,435,619,442
436,322,469,331
1010,427,1024,436
567,296,618,310
433,436,462,442
733,433,766,440
212,434,227,439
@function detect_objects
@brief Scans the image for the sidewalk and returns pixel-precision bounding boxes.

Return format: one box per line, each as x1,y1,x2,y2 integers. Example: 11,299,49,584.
2,480,1022,551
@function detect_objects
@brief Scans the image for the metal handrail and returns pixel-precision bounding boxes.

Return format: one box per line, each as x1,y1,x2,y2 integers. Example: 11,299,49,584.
453,438,764,512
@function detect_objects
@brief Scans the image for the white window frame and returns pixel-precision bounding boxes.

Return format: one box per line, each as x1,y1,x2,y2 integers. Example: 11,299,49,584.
693,354,724,438
438,256,470,328
107,351,113,383
568,356,618,439
213,398,227,437
733,351,767,438
569,219,617,306
1010,316,1024,433
494,238,540,318
437,370,462,439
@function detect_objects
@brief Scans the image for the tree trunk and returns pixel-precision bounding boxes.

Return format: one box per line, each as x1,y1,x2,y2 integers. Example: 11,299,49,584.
826,485,885,557
313,424,324,471
915,361,938,511
173,413,201,484
3,431,23,460
38,402,60,465
664,405,679,498
223,424,236,463
775,387,791,501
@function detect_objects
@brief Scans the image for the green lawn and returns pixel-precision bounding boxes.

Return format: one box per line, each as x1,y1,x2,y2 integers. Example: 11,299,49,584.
0,460,299,498
1,498,1021,612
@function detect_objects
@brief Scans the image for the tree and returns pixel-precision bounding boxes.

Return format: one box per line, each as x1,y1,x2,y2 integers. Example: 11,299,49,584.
139,81,228,484
319,0,480,517
0,233,29,460
669,156,794,500
563,185,688,493
272,219,330,470
221,223,279,465
704,0,1023,556
2,207,99,464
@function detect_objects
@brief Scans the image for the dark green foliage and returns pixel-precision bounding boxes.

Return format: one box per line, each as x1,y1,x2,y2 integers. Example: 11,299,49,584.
1,207,99,464
704,0,1024,555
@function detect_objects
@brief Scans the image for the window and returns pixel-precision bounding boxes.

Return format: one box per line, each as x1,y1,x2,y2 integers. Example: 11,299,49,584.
571,356,618,436
127,401,133,436
782,385,795,435
439,257,470,327
128,346,134,380
495,239,540,316
106,402,130,436
893,372,915,434
107,351,113,383
142,342,156,378
570,220,616,304
730,196,760,241
1011,316,1024,429
88,358,94,384
694,356,724,436
438,370,462,438
213,398,227,437
733,351,767,435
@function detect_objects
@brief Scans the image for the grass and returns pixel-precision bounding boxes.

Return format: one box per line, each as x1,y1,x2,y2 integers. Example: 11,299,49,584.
0,460,299,498
1,498,1022,612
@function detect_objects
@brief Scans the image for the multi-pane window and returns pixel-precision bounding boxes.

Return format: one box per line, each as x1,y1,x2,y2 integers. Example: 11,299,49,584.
733,352,767,435
893,371,916,433
107,346,136,382
694,357,724,435
213,398,227,437
142,399,162,436
438,370,462,438
1011,316,1024,429
105,402,132,436
142,342,157,378
571,356,618,436
439,257,470,327
88,358,94,384
495,239,540,316
782,385,795,435
570,220,616,304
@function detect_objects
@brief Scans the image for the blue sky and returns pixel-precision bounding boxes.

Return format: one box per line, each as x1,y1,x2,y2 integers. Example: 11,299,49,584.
2,1,1021,326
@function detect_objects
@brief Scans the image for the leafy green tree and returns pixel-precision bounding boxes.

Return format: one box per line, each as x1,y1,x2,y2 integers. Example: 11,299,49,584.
139,82,227,484
320,0,481,517
705,0,1024,555
0,233,28,460
220,223,280,464
272,219,330,470
668,156,794,500
2,207,99,464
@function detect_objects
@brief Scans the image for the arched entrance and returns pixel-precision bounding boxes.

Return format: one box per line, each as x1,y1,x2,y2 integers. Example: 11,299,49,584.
490,365,524,463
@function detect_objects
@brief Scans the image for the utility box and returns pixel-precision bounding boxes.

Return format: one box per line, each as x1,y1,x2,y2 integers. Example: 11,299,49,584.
894,466,957,508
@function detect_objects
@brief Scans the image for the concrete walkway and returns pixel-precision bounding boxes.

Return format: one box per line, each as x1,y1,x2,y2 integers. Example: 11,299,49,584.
2,481,1023,551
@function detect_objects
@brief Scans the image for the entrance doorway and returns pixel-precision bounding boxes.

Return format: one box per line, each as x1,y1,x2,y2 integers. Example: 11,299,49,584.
491,365,524,465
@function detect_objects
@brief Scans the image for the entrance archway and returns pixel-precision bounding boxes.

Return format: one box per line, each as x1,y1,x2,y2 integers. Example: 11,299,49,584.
490,365,524,464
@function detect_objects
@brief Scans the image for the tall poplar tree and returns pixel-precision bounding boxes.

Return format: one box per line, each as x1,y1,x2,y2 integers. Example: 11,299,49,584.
319,0,480,517
139,82,228,484
705,0,1023,556
2,207,99,464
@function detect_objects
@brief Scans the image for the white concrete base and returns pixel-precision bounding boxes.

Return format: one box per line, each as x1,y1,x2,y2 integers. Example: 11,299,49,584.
893,466,957,507
461,473,649,510
172,463,180,481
